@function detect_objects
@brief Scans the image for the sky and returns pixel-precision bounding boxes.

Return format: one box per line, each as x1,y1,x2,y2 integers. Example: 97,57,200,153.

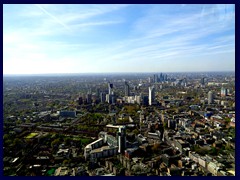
3,4,235,74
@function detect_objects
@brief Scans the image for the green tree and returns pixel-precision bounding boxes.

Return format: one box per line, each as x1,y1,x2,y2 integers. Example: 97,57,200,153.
163,122,168,129
3,134,10,141
13,138,22,148
64,137,72,146
51,138,60,148
132,129,139,135
209,147,218,155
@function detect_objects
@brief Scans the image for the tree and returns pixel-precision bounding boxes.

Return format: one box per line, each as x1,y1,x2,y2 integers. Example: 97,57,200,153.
13,138,22,148
16,119,22,124
25,119,31,123
224,117,231,125
225,144,232,151
3,134,10,141
63,159,71,165
132,129,139,135
64,137,72,146
51,138,60,148
209,147,218,155
163,122,168,129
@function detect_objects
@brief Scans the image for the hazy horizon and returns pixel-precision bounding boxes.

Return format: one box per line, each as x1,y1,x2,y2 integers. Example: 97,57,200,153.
3,4,235,74
3,70,235,77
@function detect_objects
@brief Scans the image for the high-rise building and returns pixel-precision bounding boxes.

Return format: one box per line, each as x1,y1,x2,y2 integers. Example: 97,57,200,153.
100,92,106,103
164,74,167,82
208,91,213,104
96,88,100,98
159,73,163,82
136,95,141,105
86,93,92,104
149,86,155,105
106,94,110,103
124,81,130,96
148,77,153,83
221,87,228,97
108,82,113,95
143,96,148,106
78,97,83,105
153,74,158,83
111,91,116,104
201,77,205,85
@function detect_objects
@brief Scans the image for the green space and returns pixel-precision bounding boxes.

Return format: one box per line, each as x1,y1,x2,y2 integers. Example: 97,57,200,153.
25,132,39,139
46,168,56,176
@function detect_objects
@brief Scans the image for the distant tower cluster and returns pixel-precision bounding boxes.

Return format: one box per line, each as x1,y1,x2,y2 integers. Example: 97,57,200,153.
152,73,167,83
149,86,155,105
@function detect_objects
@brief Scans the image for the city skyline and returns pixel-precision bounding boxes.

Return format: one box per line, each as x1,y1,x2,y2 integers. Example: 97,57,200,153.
3,4,235,74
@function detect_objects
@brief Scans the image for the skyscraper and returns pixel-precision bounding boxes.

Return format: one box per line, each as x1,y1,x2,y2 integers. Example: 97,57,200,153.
149,86,155,105
208,91,213,104
124,81,130,96
153,74,158,83
111,91,116,104
100,92,106,103
143,96,149,106
164,74,167,82
201,77,205,86
86,93,92,104
221,87,228,97
108,82,113,95
159,73,163,82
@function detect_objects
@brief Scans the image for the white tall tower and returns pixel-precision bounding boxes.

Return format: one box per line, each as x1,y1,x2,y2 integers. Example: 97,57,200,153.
149,86,155,105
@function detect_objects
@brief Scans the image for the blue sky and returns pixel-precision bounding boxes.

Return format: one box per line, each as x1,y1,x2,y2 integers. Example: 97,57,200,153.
3,4,235,74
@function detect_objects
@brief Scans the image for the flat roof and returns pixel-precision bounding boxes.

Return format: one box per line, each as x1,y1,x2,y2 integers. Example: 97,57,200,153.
90,146,115,153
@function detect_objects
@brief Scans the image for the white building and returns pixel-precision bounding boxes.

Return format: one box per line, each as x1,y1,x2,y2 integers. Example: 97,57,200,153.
149,86,155,105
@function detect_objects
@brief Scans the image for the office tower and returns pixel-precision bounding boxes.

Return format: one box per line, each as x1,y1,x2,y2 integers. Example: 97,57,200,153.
111,91,116,104
221,87,228,97
96,88,100,98
183,78,187,86
100,92,106,103
149,86,155,105
153,74,158,83
208,91,213,104
86,93,92,104
164,74,167,82
108,82,113,95
124,81,130,96
106,94,110,103
117,126,126,153
143,96,149,106
148,77,153,83
136,95,141,105
201,77,205,86
78,97,83,105
159,73,163,82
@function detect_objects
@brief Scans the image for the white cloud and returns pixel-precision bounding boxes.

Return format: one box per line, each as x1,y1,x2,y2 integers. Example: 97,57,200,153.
3,4,235,74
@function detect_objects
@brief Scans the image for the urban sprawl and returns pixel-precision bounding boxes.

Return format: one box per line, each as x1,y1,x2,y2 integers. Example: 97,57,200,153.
3,72,235,176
